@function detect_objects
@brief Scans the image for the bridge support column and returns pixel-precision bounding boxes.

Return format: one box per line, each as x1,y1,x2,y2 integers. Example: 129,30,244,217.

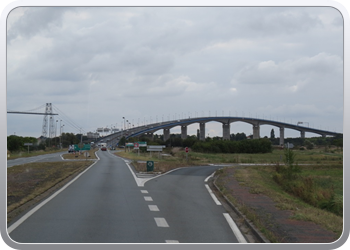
163,128,170,142
222,123,230,140
300,131,305,138
181,125,187,140
279,127,284,146
253,125,260,139
199,123,205,141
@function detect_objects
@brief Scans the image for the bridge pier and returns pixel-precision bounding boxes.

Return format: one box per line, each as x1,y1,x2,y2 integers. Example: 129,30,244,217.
253,125,260,139
279,127,284,146
181,125,187,140
222,123,230,140
163,128,170,142
300,131,305,138
199,123,205,141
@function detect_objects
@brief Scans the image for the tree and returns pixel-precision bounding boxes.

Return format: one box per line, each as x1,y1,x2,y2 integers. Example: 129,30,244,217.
119,136,126,146
270,129,275,139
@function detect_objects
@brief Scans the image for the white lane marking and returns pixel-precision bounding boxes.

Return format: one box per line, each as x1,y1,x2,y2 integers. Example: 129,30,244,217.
7,151,100,234
166,240,179,243
204,171,216,182
141,190,148,194
205,184,222,205
148,205,160,211
144,196,153,201
223,213,247,243
154,218,169,227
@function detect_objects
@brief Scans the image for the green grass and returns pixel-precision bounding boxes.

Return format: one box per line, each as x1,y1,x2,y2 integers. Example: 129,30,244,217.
215,164,343,239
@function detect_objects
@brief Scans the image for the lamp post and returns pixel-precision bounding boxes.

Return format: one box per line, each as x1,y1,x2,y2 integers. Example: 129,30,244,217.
55,120,58,146
60,124,64,149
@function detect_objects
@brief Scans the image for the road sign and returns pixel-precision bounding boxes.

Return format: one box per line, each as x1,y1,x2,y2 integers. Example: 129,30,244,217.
24,143,33,146
74,144,91,151
147,145,166,152
137,141,147,147
185,147,189,153
134,142,139,149
146,161,154,172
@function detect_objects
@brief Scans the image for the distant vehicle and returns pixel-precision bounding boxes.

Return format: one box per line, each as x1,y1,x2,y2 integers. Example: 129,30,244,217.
68,145,75,153
100,142,107,151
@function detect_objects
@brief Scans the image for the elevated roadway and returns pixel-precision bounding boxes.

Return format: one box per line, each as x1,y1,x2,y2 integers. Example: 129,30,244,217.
99,116,341,147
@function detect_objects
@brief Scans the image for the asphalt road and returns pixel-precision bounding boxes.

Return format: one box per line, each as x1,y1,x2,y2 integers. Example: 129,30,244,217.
7,151,66,168
8,150,241,243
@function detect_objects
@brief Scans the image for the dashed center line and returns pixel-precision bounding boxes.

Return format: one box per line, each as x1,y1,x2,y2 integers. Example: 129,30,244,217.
148,205,159,211
141,190,148,194
144,196,153,201
154,217,169,227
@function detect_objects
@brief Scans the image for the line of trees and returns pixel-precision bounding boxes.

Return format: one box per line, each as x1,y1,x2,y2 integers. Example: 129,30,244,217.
191,138,272,154
126,134,272,154
7,133,88,152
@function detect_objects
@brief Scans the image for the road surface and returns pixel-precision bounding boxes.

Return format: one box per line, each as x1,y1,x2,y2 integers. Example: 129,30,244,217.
8,150,243,243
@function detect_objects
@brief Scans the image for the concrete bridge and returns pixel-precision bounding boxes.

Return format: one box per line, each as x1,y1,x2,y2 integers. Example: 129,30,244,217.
99,117,341,147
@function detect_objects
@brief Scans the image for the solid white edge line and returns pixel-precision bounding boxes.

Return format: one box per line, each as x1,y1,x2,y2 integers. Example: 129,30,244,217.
205,184,222,205
204,171,216,182
223,213,247,243
7,151,100,234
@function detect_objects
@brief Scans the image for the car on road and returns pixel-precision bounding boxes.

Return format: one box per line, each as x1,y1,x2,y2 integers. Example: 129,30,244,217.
101,147,107,151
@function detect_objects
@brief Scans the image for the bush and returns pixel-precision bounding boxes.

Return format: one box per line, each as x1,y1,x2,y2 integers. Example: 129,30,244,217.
192,138,272,154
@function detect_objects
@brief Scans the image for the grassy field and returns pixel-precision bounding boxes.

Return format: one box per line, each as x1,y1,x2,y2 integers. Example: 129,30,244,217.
116,146,343,167
215,164,343,240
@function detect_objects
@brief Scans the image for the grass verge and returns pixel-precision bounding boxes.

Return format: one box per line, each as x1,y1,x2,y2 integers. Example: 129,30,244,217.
215,165,343,242
7,161,92,223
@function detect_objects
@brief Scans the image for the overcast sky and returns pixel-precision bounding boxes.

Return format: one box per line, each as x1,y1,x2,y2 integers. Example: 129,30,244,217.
6,6,344,139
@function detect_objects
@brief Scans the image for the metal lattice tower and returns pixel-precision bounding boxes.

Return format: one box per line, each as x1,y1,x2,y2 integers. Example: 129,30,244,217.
42,103,53,138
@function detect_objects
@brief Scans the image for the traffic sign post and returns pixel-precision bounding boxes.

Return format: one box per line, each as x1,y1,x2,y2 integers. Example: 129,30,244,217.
146,161,154,172
185,147,189,162
24,143,33,154
134,142,140,156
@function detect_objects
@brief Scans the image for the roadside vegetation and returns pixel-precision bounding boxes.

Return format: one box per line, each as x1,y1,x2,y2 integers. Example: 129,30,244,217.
215,162,343,241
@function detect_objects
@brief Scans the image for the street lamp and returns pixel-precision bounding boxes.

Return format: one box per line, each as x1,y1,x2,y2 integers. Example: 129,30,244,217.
60,124,64,149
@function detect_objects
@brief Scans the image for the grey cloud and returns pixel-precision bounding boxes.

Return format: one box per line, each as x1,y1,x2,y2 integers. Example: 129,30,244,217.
7,7,69,42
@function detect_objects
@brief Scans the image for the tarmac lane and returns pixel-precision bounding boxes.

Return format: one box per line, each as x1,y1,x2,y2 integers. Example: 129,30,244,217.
7,150,244,243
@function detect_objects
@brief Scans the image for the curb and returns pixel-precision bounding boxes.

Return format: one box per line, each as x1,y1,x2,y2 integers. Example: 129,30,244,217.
212,176,271,243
